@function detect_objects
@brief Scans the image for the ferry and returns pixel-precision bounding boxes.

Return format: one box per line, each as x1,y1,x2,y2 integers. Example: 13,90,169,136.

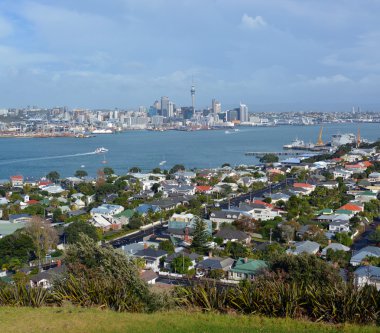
95,147,108,154
159,160,167,166
92,129,113,134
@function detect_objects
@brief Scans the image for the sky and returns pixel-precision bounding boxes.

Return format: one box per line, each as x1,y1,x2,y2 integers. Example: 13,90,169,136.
0,0,380,111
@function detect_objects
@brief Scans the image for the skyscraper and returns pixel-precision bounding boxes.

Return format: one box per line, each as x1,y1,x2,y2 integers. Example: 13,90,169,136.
161,96,169,117
212,99,221,114
191,84,195,116
239,103,249,122
168,101,174,118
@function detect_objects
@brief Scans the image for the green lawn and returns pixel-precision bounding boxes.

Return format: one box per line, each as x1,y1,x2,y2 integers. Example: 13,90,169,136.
0,307,378,333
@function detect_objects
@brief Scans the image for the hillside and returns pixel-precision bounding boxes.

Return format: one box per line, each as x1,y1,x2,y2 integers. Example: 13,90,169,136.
0,307,377,333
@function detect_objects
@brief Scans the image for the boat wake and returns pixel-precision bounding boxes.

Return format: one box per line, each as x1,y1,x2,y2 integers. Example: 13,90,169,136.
0,151,97,166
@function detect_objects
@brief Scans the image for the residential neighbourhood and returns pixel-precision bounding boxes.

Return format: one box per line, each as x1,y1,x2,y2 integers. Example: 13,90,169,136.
1,141,380,291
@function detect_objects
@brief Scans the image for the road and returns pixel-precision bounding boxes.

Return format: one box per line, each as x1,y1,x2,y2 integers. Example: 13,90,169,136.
351,217,380,251
220,178,294,209
110,225,167,248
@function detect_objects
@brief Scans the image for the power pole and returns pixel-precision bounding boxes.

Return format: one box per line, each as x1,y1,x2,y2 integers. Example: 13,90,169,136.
269,228,273,244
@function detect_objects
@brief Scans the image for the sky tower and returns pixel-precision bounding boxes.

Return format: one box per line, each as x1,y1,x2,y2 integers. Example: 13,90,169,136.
190,83,195,116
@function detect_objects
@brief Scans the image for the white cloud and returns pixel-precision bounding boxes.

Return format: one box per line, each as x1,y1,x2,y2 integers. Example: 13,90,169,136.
240,14,267,30
0,16,13,38
308,74,353,85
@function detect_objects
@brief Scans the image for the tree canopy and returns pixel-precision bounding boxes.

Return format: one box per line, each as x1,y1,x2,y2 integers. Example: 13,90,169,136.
65,220,100,244
46,171,60,182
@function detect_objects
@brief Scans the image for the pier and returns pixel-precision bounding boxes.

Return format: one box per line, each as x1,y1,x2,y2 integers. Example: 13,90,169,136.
244,151,317,157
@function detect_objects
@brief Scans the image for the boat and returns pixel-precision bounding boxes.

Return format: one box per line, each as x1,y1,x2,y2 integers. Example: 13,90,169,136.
91,129,113,134
95,147,108,154
225,130,230,134
283,138,306,149
159,160,167,166
234,129,240,132
80,165,85,168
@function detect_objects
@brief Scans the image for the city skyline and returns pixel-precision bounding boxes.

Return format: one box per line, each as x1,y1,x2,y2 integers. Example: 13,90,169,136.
0,1,380,110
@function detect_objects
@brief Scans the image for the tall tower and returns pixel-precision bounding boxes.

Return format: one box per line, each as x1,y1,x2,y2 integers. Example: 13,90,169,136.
191,84,195,116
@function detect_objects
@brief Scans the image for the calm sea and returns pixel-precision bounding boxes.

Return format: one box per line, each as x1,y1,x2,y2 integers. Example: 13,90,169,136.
0,123,378,179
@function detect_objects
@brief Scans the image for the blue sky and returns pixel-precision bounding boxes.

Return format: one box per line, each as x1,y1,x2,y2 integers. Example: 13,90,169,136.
0,0,380,111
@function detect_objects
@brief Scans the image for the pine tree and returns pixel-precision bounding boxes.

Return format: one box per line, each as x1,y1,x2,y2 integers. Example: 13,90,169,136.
191,217,209,251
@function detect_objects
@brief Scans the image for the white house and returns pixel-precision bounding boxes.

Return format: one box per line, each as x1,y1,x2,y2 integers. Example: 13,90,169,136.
350,246,380,266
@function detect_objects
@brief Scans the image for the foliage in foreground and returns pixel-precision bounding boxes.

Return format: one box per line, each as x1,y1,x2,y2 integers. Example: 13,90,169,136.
174,278,380,325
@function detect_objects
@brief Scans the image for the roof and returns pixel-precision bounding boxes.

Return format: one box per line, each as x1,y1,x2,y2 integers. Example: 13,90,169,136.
230,258,267,274
197,257,234,270
321,243,350,255
196,186,213,192
288,240,320,255
334,209,354,215
293,183,314,189
135,248,167,259
114,209,134,218
354,265,380,278
215,228,249,241
339,203,363,212
10,175,23,180
140,270,158,282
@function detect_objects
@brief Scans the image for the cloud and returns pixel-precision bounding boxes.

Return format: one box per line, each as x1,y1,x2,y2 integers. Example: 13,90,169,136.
240,14,267,30
0,16,13,38
308,74,353,85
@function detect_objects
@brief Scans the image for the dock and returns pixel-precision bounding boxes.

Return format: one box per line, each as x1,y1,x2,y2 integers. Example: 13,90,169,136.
244,151,318,157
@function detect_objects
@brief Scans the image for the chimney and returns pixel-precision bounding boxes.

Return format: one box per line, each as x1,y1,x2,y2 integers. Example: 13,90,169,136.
328,239,331,245
57,259,61,267
244,257,248,263
208,251,212,258
144,243,148,249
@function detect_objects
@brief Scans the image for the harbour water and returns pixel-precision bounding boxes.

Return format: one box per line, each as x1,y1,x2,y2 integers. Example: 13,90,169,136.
0,123,378,179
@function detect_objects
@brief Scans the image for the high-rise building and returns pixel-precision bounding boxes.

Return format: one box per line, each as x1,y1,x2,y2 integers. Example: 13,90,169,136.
239,103,249,122
168,101,174,118
191,84,195,116
212,99,222,114
161,96,169,117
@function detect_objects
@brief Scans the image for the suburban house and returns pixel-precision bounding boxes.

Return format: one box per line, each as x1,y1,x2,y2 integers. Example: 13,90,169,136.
9,213,32,223
354,266,380,290
238,202,281,221
333,169,353,180
168,214,212,240
10,175,23,187
328,220,350,234
214,228,251,244
209,210,242,228
196,256,234,275
286,240,320,255
140,270,158,285
29,265,66,289
228,258,267,281
350,246,380,266
133,248,168,272
321,242,351,257
292,183,316,195
90,204,124,217
164,251,201,271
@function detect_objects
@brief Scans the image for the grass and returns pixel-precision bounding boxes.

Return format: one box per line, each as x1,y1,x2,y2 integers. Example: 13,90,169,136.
0,307,378,333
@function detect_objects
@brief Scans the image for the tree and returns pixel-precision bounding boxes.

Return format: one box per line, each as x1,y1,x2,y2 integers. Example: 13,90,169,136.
208,269,225,279
151,167,162,174
0,231,36,268
191,217,209,251
62,234,160,312
151,183,161,193
259,154,279,164
221,163,230,168
158,240,175,254
65,220,99,244
24,216,58,266
270,253,341,287
171,255,192,274
224,241,249,259
46,171,60,182
169,164,185,174
335,232,353,247
103,167,114,176
369,226,380,243
326,248,350,267
75,170,88,178
129,166,141,173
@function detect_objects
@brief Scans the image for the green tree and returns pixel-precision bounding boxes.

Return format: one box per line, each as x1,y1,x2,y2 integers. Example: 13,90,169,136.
335,232,353,247
103,167,114,176
75,170,88,178
151,183,161,193
270,253,341,287
191,217,209,251
158,240,175,254
369,226,380,243
326,248,350,267
208,268,225,279
65,220,100,244
129,166,142,173
46,171,60,182
224,241,249,259
169,164,185,174
171,255,192,274
259,154,279,164
151,167,162,174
